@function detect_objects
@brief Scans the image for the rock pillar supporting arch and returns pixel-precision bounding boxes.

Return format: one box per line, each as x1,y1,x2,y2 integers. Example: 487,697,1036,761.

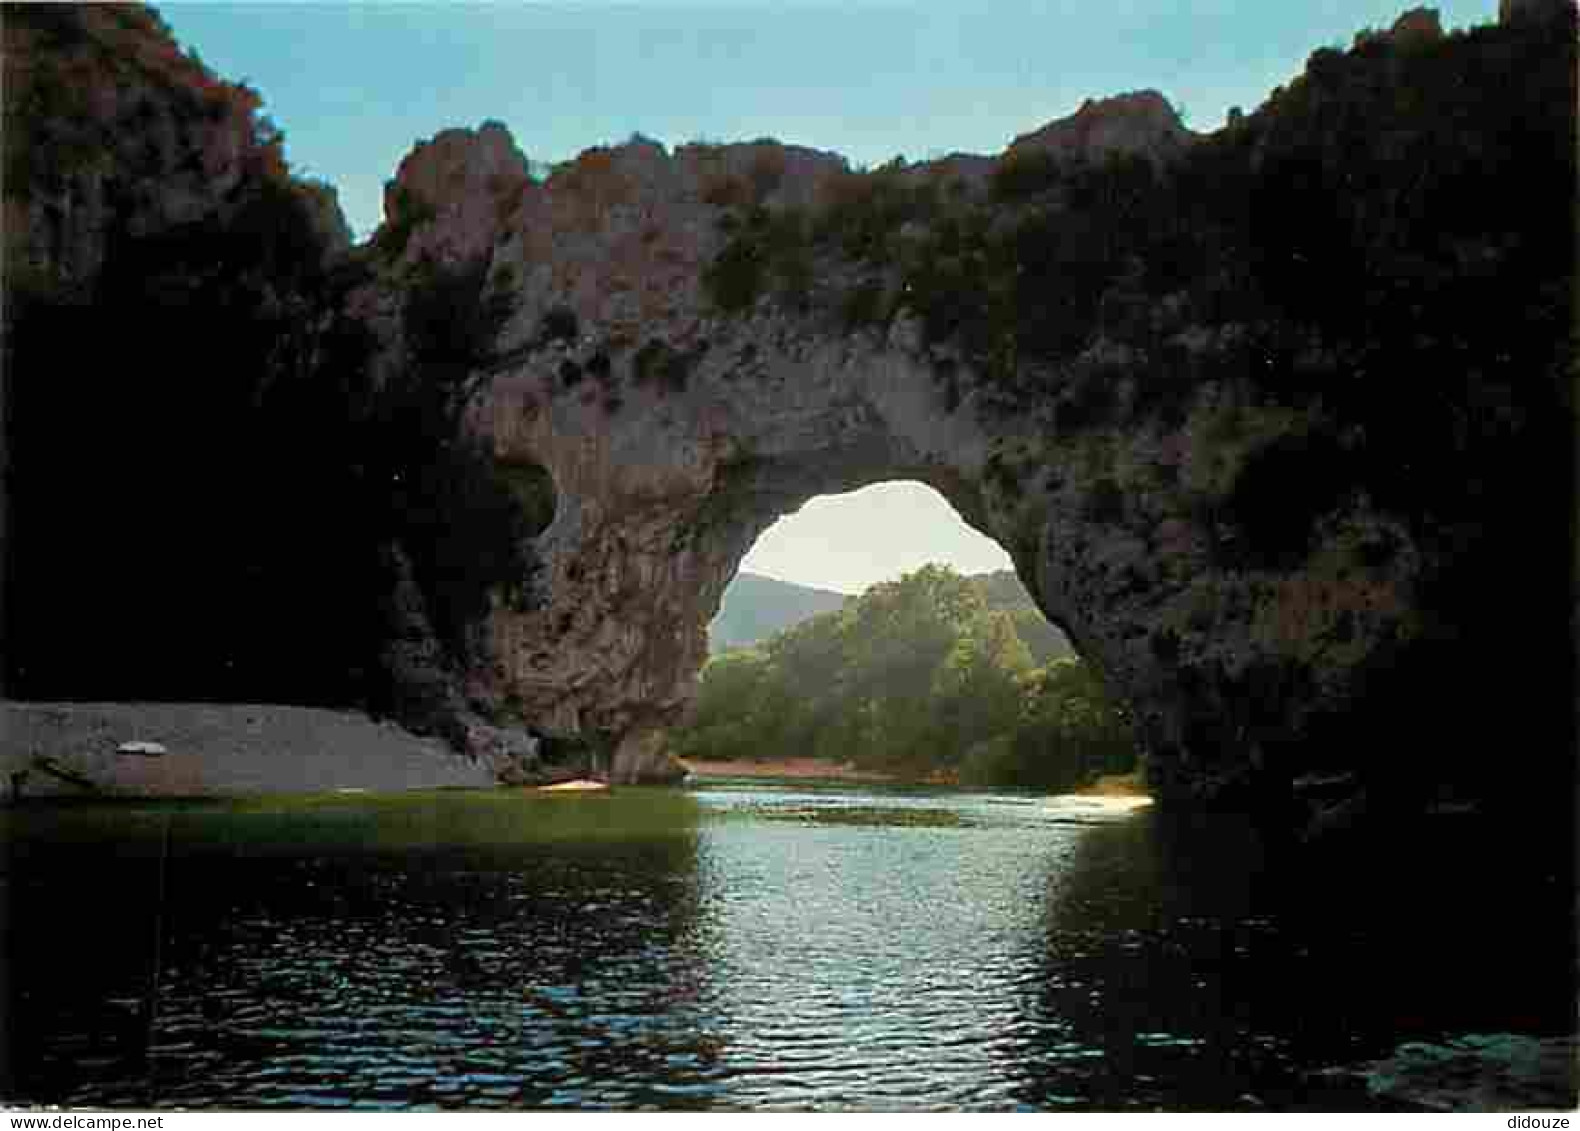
481,317,1043,782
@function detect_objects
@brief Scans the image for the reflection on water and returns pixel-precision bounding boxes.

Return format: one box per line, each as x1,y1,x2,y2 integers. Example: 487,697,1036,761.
1,785,1571,1110
2,792,712,1110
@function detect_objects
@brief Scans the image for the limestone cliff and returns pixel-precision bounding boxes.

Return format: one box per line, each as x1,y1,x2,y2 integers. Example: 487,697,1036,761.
2,7,346,282
1006,90,1193,164
371,7,1573,804
402,118,1393,794
2,6,308,700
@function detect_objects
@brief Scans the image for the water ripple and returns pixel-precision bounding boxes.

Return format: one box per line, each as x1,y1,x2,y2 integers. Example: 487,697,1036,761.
7,786,1555,1111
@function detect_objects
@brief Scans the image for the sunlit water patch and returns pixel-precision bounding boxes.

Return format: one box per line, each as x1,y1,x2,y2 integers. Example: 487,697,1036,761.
1,785,1570,1110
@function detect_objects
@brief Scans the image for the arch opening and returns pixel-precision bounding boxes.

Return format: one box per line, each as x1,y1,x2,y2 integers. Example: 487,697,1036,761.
678,479,1141,791
736,480,1014,600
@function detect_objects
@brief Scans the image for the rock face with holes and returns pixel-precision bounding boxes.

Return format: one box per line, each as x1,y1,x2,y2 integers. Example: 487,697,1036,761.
376,91,1435,796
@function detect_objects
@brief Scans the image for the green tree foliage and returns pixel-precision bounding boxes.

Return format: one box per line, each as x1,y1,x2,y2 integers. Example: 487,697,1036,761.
932,610,1033,765
670,648,774,763
971,570,1074,664
670,564,1136,787
963,658,1135,791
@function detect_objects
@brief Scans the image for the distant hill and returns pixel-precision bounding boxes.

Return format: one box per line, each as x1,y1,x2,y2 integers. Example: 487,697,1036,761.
710,568,1072,662
708,573,849,653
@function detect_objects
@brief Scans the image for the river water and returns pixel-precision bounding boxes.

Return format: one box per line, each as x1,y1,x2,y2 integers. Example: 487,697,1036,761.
1,782,1571,1110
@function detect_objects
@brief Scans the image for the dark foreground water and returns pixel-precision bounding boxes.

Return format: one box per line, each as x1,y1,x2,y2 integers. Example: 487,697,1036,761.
1,783,1572,1110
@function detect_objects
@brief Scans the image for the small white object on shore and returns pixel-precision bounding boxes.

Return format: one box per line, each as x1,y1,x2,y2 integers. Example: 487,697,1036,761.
538,779,609,792
117,741,168,757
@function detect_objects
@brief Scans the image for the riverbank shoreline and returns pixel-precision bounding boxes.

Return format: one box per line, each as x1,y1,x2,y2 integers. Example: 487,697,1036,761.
681,759,1158,798
680,757,896,782
1,701,494,801
1077,770,1150,798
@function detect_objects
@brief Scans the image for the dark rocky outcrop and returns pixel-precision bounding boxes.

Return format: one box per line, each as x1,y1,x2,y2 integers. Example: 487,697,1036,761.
1500,0,1575,25
1324,1033,1579,1111
2,6,521,758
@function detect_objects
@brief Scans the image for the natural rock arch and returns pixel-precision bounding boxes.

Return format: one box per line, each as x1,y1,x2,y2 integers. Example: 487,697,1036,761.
381,109,1226,789
2,4,1566,826
482,309,1051,782
375,35,1558,808
390,111,1397,799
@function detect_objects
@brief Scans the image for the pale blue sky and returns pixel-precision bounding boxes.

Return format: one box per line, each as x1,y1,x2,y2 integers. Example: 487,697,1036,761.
163,0,1495,241
745,482,1014,594
160,0,1497,594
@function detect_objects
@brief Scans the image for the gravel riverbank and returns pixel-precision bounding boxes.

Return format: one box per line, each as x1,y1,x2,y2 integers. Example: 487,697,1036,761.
1,701,494,800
